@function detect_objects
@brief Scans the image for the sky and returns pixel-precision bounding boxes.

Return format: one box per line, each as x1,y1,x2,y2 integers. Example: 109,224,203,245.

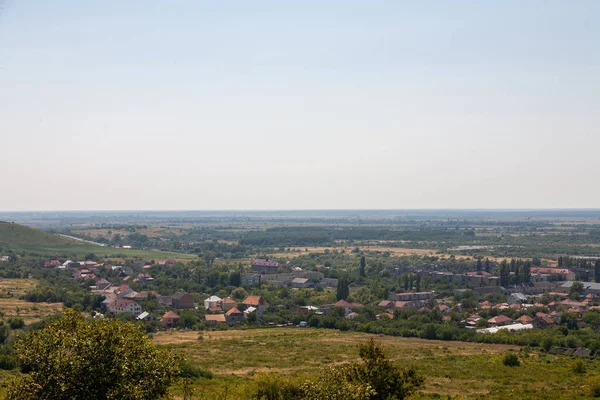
0,1,599,211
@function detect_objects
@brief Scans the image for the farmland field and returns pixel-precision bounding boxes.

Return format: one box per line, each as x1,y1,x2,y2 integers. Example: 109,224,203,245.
0,279,62,324
156,328,600,399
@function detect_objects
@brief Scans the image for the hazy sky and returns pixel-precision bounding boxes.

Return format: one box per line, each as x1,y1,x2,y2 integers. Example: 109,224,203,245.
1,1,599,211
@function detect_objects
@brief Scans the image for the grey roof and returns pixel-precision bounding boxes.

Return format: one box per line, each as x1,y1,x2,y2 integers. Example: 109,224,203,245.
560,281,600,290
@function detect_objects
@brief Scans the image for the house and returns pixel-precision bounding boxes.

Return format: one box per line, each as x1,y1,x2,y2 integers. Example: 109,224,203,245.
107,299,142,316
473,286,506,296
133,273,153,284
437,304,451,313
205,314,227,327
530,267,575,281
560,299,587,309
172,293,195,309
378,300,392,308
517,315,534,324
250,260,280,274
225,308,244,324
559,281,600,295
204,295,222,310
508,293,528,305
345,312,359,320
334,300,353,315
115,284,134,298
290,277,312,289
160,311,180,328
44,260,61,268
0,256,9,262
217,298,235,312
299,305,320,314
241,296,269,315
241,273,262,287
488,315,513,325
389,292,436,301
534,312,555,328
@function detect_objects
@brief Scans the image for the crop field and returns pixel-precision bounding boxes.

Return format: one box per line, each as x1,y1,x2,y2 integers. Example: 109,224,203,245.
0,279,62,324
155,328,600,399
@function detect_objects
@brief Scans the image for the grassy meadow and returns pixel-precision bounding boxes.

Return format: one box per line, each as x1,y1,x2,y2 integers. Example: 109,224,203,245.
155,328,600,399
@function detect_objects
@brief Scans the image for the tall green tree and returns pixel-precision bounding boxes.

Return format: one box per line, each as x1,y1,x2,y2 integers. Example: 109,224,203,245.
6,309,180,400
359,256,366,277
476,259,482,273
337,277,350,301
521,262,531,284
595,260,600,283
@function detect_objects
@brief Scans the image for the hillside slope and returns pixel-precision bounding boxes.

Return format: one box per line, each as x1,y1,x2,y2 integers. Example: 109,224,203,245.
0,221,195,260
0,221,86,252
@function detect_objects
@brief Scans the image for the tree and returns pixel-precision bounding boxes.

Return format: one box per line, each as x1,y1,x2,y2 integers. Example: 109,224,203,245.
415,274,421,292
6,309,180,400
595,260,600,283
359,256,366,277
337,277,350,301
476,259,482,273
570,281,585,300
346,339,423,399
499,260,510,287
521,262,531,284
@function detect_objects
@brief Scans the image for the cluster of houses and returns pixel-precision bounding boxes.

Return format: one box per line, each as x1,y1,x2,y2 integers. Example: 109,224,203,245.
429,267,576,287
202,295,269,326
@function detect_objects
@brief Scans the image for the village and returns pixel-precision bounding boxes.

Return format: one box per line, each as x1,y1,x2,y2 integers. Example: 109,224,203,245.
34,255,600,342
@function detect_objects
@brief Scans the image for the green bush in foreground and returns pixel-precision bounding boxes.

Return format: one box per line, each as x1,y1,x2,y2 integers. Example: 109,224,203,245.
5,309,180,400
503,352,520,367
253,338,423,400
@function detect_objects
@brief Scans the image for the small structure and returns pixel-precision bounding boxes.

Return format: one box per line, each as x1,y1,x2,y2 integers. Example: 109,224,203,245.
221,297,238,311
290,277,312,289
161,311,180,328
488,315,513,325
204,295,222,310
225,308,244,324
205,314,227,327
508,293,527,305
107,299,142,316
172,293,195,309
241,296,269,315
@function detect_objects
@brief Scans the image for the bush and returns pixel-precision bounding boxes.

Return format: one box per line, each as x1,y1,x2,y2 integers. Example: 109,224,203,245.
8,318,25,330
179,360,214,379
503,352,520,367
591,382,600,398
571,358,587,374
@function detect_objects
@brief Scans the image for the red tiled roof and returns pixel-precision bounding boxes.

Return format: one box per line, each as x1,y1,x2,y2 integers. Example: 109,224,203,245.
205,314,226,322
162,311,180,320
488,315,512,324
243,296,268,306
226,307,243,316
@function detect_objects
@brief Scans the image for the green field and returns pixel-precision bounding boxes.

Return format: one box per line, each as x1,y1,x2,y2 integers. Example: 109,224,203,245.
154,328,600,399
0,222,195,260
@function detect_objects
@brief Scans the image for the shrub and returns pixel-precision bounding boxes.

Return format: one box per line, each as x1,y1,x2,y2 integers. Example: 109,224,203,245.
503,353,520,367
591,382,600,398
571,358,587,374
179,360,214,379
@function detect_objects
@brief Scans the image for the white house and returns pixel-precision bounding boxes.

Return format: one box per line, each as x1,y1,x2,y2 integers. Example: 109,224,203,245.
204,295,222,310
107,299,142,316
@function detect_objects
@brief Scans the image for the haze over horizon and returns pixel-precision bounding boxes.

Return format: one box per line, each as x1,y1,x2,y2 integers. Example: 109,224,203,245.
1,1,599,211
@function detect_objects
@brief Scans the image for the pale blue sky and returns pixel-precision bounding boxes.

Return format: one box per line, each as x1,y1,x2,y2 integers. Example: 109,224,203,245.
1,1,599,210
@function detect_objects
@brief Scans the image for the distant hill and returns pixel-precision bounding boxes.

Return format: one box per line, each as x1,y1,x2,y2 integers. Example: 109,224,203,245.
0,221,86,252
0,221,195,260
